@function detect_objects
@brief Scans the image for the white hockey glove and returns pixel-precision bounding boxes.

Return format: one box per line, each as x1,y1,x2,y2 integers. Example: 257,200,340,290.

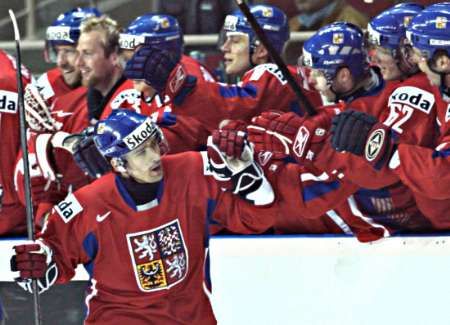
24,83,62,132
206,135,274,206
34,131,72,182
10,240,58,294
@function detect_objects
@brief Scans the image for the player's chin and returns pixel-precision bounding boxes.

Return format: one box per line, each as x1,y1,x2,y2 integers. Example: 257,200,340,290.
224,59,235,72
63,71,82,87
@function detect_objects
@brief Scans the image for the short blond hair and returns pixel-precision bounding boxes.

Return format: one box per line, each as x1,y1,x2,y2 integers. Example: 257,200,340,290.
80,15,121,57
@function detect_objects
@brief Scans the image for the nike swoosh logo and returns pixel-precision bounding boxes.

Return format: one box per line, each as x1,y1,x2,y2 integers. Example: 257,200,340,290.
51,110,73,117
96,211,111,223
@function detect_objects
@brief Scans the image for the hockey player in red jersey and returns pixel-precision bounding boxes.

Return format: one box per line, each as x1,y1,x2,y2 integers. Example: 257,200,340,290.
124,5,321,141
117,13,215,152
0,50,32,235
213,4,321,119
24,8,101,134
15,15,126,229
10,109,274,324
248,21,435,241
39,8,101,103
15,14,213,228
328,4,450,229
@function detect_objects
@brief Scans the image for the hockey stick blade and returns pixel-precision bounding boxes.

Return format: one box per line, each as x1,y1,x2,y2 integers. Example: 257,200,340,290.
9,9,42,325
234,0,316,116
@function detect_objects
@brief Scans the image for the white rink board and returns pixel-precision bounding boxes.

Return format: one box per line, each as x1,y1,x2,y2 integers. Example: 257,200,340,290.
1,235,450,325
209,235,450,325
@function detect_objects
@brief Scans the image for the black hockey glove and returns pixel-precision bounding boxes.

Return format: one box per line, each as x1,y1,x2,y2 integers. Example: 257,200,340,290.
70,127,111,179
331,110,395,170
124,44,180,94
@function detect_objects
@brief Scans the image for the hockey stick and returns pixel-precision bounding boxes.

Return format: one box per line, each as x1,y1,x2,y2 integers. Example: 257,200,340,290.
9,9,42,325
234,0,316,116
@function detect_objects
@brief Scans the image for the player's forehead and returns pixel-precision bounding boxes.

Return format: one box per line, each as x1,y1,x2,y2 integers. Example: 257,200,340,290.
372,45,392,56
77,30,105,50
54,44,76,51
309,68,326,78
225,32,249,42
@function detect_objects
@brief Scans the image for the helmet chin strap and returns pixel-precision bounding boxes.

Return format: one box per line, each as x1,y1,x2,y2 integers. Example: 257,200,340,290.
428,63,450,90
395,50,419,79
248,40,259,68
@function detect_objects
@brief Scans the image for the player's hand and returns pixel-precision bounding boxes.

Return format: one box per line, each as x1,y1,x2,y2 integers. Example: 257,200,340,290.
124,45,180,94
31,131,72,182
30,176,65,204
206,136,274,206
24,83,62,132
247,111,296,161
70,128,111,179
248,109,336,166
211,119,248,159
10,241,58,294
331,110,394,170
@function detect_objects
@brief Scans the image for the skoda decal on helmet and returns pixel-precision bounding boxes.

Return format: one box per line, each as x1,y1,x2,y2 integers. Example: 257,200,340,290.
45,7,102,62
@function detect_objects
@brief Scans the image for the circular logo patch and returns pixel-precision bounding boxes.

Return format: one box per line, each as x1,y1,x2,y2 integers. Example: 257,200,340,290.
365,129,385,161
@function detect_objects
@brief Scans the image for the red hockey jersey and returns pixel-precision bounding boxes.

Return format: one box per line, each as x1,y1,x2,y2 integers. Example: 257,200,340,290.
0,50,32,235
35,67,73,105
297,70,435,240
40,151,273,324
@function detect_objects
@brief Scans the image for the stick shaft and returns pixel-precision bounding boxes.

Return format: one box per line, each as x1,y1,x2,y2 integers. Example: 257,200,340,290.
9,9,42,325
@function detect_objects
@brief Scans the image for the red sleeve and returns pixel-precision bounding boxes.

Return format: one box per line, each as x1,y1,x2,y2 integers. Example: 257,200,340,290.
205,64,322,122
39,191,93,283
162,116,210,153
313,138,400,189
191,151,276,234
392,139,450,200
389,91,450,200
0,50,31,207
271,163,359,220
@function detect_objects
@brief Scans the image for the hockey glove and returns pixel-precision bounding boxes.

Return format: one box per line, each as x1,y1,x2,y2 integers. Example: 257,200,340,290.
206,136,274,206
248,109,336,166
124,45,181,94
248,111,303,161
24,83,62,132
11,241,58,294
331,110,395,170
211,119,248,159
70,128,111,179
30,176,65,205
